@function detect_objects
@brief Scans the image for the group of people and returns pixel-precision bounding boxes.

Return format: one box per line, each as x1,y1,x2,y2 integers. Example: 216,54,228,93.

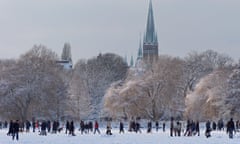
3,117,240,140
65,121,75,136
169,117,239,139
205,118,237,139
7,120,19,140
128,120,142,133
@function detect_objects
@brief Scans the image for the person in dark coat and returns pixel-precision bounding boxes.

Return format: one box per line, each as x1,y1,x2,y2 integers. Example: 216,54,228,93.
47,120,51,133
119,121,124,134
52,121,58,134
196,121,200,136
12,120,19,140
69,121,75,136
89,121,93,132
155,121,159,132
212,121,217,131
170,117,174,136
80,120,85,134
32,120,36,132
65,121,70,134
147,121,152,133
40,121,47,136
205,120,211,138
163,122,165,132
227,118,235,139
26,120,31,132
7,120,14,136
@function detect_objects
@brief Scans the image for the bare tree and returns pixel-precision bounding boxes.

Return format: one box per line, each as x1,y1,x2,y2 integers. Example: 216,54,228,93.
183,50,233,97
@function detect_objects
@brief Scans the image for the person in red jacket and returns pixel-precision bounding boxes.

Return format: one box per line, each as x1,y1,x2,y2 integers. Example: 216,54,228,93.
94,120,100,134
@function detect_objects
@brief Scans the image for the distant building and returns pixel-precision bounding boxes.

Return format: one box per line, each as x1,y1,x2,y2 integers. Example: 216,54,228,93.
56,60,72,70
56,43,73,70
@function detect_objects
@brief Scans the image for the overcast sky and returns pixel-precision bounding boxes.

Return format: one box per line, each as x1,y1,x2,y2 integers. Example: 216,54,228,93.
0,0,240,63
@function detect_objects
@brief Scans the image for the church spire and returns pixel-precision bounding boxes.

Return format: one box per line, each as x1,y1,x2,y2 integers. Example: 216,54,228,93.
130,55,134,67
137,35,143,60
124,54,128,64
142,0,159,62
144,0,158,44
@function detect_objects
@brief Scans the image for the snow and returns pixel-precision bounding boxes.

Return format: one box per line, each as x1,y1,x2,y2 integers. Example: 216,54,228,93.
1,128,240,144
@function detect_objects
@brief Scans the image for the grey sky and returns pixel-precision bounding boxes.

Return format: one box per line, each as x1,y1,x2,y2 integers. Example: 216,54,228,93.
0,0,240,63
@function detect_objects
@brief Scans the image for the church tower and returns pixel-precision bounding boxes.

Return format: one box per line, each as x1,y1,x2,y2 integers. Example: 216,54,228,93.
143,0,158,62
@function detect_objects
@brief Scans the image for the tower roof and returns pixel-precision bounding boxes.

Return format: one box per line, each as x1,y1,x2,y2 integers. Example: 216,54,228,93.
144,0,158,44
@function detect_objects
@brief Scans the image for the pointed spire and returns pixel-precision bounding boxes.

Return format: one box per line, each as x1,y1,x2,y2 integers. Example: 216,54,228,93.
137,35,143,60
144,0,158,44
130,55,134,67
124,55,128,65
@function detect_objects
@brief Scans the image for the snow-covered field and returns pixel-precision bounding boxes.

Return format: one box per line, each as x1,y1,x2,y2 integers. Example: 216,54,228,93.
1,128,240,144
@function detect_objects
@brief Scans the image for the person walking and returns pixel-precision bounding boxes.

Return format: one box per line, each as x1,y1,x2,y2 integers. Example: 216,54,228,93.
69,121,76,136
163,122,165,132
40,121,47,136
119,121,124,134
7,120,14,136
155,121,159,132
26,120,31,132
47,120,51,133
65,121,70,134
32,120,36,133
196,121,200,136
176,121,181,136
12,120,19,140
94,120,100,134
106,121,112,135
147,121,152,133
170,117,174,137
227,118,235,139
205,120,211,138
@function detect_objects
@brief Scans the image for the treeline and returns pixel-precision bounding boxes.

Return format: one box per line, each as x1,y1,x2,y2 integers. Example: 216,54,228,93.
0,45,128,122
0,45,239,122
104,50,239,121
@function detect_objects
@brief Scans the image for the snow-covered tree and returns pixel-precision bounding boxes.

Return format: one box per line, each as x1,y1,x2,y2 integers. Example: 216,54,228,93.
68,60,92,121
71,53,128,119
0,45,68,121
225,65,240,118
183,50,233,97
104,55,185,120
185,68,232,121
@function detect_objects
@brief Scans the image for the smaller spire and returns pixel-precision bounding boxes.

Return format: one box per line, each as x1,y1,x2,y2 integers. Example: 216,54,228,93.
130,55,134,67
124,55,128,65
137,35,143,60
